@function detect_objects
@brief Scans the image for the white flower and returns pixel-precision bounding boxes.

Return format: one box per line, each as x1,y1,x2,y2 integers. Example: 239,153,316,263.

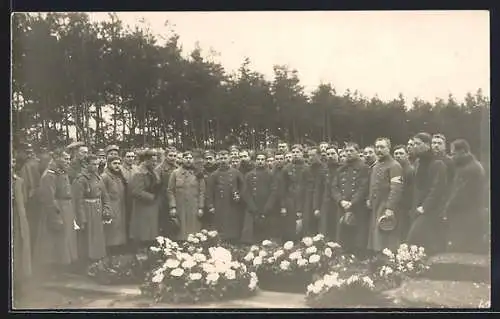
201,263,216,274
410,245,418,253
209,247,232,263
267,257,276,264
201,229,209,235
323,274,338,288
230,261,241,269
362,276,375,288
206,272,219,284
193,253,207,262
224,269,236,280
313,234,324,242
306,284,314,294
208,230,218,238
418,247,425,254
253,256,263,266
280,260,291,270
248,278,258,290
283,241,294,250
192,238,200,244
182,259,196,269
199,234,207,241
150,246,161,252
324,248,333,258
302,237,314,247
170,268,184,277
406,262,414,271
165,259,181,269
382,248,394,258
156,236,165,246
327,242,340,249
189,272,202,281
273,250,284,259
297,259,308,267
311,282,323,294
305,246,317,254
262,240,273,246
399,243,409,251
289,251,301,260
244,252,255,262
258,250,268,257
152,272,164,283
214,260,231,273
309,254,321,264
250,245,260,252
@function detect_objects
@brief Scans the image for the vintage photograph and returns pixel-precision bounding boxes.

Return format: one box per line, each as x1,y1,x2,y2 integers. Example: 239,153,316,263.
10,11,490,310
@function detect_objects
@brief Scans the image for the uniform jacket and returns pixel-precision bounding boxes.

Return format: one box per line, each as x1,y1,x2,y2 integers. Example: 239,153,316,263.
101,168,128,247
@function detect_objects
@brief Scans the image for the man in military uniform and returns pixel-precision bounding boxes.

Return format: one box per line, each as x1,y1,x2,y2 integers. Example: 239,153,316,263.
239,150,254,175
241,151,276,243
277,141,289,155
204,150,218,175
121,150,138,183
363,145,377,169
156,147,178,236
319,146,340,239
97,149,107,175
407,138,417,167
331,142,370,254
279,144,308,241
206,150,246,243
393,144,415,239
201,150,218,230
367,138,404,253
72,154,111,265
302,146,325,236
68,143,88,182
105,145,120,160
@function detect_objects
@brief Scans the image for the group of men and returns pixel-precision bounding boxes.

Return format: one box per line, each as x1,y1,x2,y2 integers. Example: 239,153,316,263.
12,132,488,297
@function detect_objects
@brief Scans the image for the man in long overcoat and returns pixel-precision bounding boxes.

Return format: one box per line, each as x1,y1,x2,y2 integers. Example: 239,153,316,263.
101,156,128,255
279,145,309,241
319,146,340,239
406,133,448,255
302,147,325,236
241,151,276,243
156,147,178,237
331,142,370,254
167,151,206,241
443,139,487,254
72,155,111,263
129,149,162,249
34,150,78,275
367,138,404,253
393,145,415,239
206,150,246,243
68,144,88,183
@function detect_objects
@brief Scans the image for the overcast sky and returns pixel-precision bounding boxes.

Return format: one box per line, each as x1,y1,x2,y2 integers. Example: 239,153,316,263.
88,11,489,105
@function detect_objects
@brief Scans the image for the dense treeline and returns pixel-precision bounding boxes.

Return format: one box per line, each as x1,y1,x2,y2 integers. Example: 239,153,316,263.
11,13,490,162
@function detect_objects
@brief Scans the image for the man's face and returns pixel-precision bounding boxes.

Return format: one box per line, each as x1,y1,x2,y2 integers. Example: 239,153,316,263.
450,144,467,161
107,150,119,158
145,156,157,169
375,140,390,159
176,153,183,165
285,152,292,163
124,152,135,165
231,157,241,168
275,154,285,167
431,137,446,155
166,151,177,164
345,146,359,162
219,153,230,166
308,149,320,163
98,155,106,164
256,155,267,168
205,154,215,165
267,157,275,168
183,153,194,167
78,147,89,160
291,148,303,160
413,138,430,155
278,143,288,153
319,143,329,153
109,159,121,172
363,147,376,163
87,159,99,174
326,148,338,164
393,148,408,162
407,139,415,155
239,151,250,163
339,151,347,164
56,153,71,171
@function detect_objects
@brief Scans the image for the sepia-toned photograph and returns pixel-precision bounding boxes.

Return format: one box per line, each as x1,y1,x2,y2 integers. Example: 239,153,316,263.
10,10,490,310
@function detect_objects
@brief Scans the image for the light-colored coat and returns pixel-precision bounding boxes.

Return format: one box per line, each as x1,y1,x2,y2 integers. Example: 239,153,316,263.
367,157,404,252
167,167,206,240
12,175,32,279
101,168,128,247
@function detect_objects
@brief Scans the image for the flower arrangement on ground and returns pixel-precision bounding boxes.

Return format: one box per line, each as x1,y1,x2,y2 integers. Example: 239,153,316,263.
140,244,258,304
240,234,348,292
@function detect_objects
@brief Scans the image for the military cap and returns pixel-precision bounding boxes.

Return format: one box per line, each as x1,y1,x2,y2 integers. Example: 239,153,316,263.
377,214,397,232
105,144,120,154
96,149,106,156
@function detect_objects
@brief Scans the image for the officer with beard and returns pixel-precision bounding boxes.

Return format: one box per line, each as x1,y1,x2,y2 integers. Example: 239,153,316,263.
319,146,341,239
239,150,255,175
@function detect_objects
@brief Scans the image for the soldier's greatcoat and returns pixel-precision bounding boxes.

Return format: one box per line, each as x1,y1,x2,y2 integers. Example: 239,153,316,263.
279,160,308,241
319,162,340,239
302,162,325,236
129,164,162,242
101,168,128,247
331,158,370,251
206,166,246,241
406,151,448,255
241,167,276,243
167,166,206,240
72,170,111,261
156,161,177,236
34,162,78,266
367,156,404,252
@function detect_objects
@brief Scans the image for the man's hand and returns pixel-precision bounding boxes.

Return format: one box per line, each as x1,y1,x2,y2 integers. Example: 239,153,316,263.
314,209,320,217
340,200,349,209
366,200,371,209
296,212,302,218
280,208,287,216
417,206,424,214
209,207,215,214
197,209,204,217
170,207,177,217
